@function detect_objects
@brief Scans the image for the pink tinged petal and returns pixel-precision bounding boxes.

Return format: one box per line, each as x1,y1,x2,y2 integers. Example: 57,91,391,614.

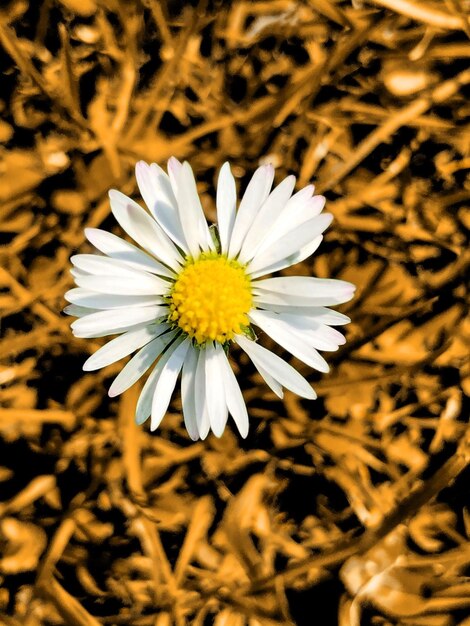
194,349,210,440
108,329,178,398
257,194,325,256
135,161,189,252
238,175,296,264
228,164,275,259
246,213,333,276
83,323,170,371
175,162,214,258
253,276,356,306
71,305,165,338
236,334,316,399
216,162,237,254
109,189,183,270
75,274,170,296
85,228,175,278
205,343,229,437
249,309,330,373
150,337,190,431
218,351,249,438
135,335,184,426
181,345,200,441
249,235,323,279
64,288,164,310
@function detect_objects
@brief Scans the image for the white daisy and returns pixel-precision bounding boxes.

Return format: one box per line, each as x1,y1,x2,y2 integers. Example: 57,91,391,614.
65,158,355,440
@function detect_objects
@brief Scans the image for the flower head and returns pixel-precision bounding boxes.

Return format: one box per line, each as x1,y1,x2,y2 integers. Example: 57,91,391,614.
65,158,355,440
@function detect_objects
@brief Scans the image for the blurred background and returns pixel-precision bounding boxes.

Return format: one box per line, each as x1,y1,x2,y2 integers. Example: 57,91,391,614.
0,1,470,624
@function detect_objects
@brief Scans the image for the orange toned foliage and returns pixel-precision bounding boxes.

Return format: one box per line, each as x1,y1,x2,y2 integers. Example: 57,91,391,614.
0,1,469,624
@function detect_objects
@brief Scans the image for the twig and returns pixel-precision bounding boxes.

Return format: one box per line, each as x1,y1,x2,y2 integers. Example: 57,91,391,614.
37,577,102,626
0,408,76,428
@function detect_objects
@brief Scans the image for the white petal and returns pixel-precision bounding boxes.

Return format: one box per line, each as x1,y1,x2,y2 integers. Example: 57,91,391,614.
76,274,169,296
84,228,175,278
238,175,296,263
247,214,333,276
216,162,237,254
254,292,343,308
249,235,323,279
71,254,161,279
253,361,284,399
73,322,152,339
109,189,183,270
70,267,90,279
135,335,184,425
175,162,214,257
253,276,356,305
135,161,188,252
151,337,190,431
167,156,182,196
257,194,325,256
283,184,315,209
64,304,99,317
65,288,163,310
236,334,316,399
270,313,346,350
278,184,314,209
150,163,189,250
205,343,228,437
255,304,351,326
83,323,169,371
218,352,249,438
194,349,210,440
109,329,178,397
181,345,200,441
249,309,330,373
228,164,274,258
71,306,165,337
255,313,344,351
135,161,160,216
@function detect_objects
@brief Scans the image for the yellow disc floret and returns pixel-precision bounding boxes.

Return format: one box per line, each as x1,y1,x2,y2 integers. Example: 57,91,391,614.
169,253,252,345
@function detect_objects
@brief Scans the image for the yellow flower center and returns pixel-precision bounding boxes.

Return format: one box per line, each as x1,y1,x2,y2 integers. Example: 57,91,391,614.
169,253,252,345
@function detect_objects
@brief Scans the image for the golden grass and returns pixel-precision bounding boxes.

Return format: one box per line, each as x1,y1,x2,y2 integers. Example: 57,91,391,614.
0,1,469,624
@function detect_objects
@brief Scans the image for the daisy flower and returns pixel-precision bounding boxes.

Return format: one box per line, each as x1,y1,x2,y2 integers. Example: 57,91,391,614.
65,158,355,440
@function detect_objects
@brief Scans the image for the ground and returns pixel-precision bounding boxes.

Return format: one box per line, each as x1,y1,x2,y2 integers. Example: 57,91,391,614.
0,1,469,625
